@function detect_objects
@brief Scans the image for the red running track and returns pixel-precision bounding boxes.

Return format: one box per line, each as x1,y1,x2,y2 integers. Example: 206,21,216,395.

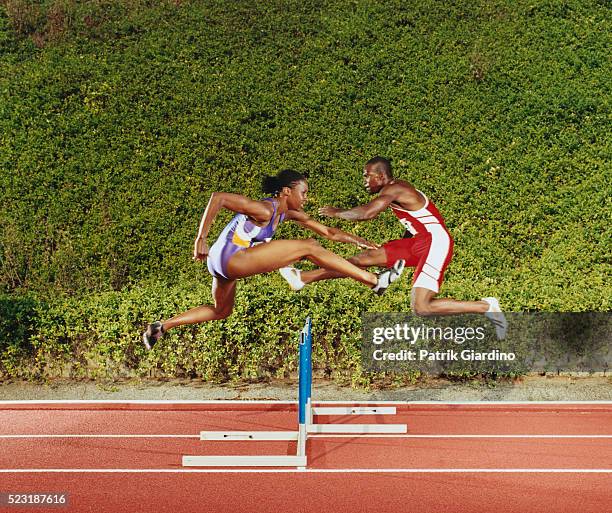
0,401,610,513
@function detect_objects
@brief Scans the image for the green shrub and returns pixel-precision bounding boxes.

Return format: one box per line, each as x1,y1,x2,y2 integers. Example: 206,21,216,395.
0,0,609,381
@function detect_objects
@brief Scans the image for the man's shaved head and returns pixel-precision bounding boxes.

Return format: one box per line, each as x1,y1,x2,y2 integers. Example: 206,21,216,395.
365,156,393,178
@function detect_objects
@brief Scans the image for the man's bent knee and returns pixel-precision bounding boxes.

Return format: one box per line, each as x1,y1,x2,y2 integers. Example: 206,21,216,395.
214,309,232,320
212,304,234,320
411,287,438,317
411,299,435,317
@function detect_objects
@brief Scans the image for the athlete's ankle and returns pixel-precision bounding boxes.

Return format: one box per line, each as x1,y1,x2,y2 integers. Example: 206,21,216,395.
477,301,490,313
366,273,378,287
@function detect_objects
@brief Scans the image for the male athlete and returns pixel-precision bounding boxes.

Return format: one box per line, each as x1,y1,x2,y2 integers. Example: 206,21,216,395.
280,157,507,338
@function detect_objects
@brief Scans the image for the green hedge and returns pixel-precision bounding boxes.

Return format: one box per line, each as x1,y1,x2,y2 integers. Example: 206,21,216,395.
0,276,416,382
0,0,609,381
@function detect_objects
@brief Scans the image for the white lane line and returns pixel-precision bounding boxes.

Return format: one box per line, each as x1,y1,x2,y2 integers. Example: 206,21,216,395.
1,434,611,439
0,400,611,405
0,434,199,439
0,468,610,474
0,400,294,405
309,434,612,439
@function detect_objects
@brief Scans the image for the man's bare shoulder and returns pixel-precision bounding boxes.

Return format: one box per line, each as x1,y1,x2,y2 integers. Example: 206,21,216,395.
383,179,416,193
380,180,423,210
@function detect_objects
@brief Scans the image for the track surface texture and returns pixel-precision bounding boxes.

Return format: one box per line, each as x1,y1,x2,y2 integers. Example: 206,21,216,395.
1,402,610,513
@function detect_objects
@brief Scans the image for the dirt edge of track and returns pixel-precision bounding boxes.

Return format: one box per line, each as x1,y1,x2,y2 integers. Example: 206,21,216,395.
0,375,610,402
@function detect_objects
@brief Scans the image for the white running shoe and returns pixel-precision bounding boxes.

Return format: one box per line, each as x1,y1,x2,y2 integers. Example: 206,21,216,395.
482,297,508,340
373,259,406,295
279,267,305,291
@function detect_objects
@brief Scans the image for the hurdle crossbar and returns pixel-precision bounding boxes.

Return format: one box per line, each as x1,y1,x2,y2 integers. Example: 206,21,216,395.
182,317,407,468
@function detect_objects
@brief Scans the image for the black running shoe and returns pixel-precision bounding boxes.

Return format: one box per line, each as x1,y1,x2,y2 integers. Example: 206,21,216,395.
373,259,406,295
143,321,165,350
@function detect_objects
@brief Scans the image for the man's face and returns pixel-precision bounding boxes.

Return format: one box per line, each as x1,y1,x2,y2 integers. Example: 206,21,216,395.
363,165,386,194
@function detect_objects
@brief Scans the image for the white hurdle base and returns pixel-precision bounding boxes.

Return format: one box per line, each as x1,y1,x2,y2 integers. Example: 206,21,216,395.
186,430,304,467
312,407,398,416
310,405,407,434
186,404,407,467
181,318,408,468
308,423,407,434
314,404,408,435
200,431,299,441
182,455,307,467
185,403,407,467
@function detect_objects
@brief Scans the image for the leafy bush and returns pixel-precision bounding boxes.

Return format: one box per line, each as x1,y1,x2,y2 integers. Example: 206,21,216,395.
0,0,609,381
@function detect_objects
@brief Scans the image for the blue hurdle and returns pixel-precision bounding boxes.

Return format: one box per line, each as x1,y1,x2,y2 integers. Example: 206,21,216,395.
182,317,407,468
297,316,312,463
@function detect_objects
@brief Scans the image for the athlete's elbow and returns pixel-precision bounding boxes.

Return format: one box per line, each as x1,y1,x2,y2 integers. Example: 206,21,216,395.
211,191,226,207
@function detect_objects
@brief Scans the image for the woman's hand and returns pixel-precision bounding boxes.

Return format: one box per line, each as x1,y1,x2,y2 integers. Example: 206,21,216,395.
318,206,342,218
193,237,209,261
354,237,380,250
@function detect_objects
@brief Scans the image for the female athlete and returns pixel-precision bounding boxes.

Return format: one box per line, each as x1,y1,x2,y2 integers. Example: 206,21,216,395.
143,170,404,349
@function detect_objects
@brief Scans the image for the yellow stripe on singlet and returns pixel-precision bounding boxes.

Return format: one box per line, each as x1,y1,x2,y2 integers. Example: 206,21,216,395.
232,232,251,248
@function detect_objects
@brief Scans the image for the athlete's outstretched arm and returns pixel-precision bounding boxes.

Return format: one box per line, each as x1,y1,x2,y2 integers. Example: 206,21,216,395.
319,191,396,221
285,209,379,250
193,193,273,261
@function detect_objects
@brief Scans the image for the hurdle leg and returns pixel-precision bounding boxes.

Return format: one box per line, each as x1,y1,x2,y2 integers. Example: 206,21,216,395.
313,407,399,416
310,405,408,434
183,317,313,469
182,455,307,467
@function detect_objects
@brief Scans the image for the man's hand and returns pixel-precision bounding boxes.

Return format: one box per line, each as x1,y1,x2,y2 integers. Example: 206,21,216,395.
319,206,342,218
193,237,209,261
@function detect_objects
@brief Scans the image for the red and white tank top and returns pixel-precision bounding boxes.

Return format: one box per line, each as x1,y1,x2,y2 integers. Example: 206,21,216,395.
389,190,450,237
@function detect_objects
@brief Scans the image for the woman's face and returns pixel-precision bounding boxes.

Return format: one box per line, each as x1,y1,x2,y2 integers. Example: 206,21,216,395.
287,180,308,210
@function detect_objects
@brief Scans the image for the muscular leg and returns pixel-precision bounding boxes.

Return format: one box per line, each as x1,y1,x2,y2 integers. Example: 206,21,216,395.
411,287,488,316
299,248,389,285
162,277,237,331
226,238,377,287
158,240,379,335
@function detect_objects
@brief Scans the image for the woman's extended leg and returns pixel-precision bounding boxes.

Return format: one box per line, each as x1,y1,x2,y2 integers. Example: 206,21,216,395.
142,278,237,349
297,248,388,285
226,238,378,286
163,277,237,330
